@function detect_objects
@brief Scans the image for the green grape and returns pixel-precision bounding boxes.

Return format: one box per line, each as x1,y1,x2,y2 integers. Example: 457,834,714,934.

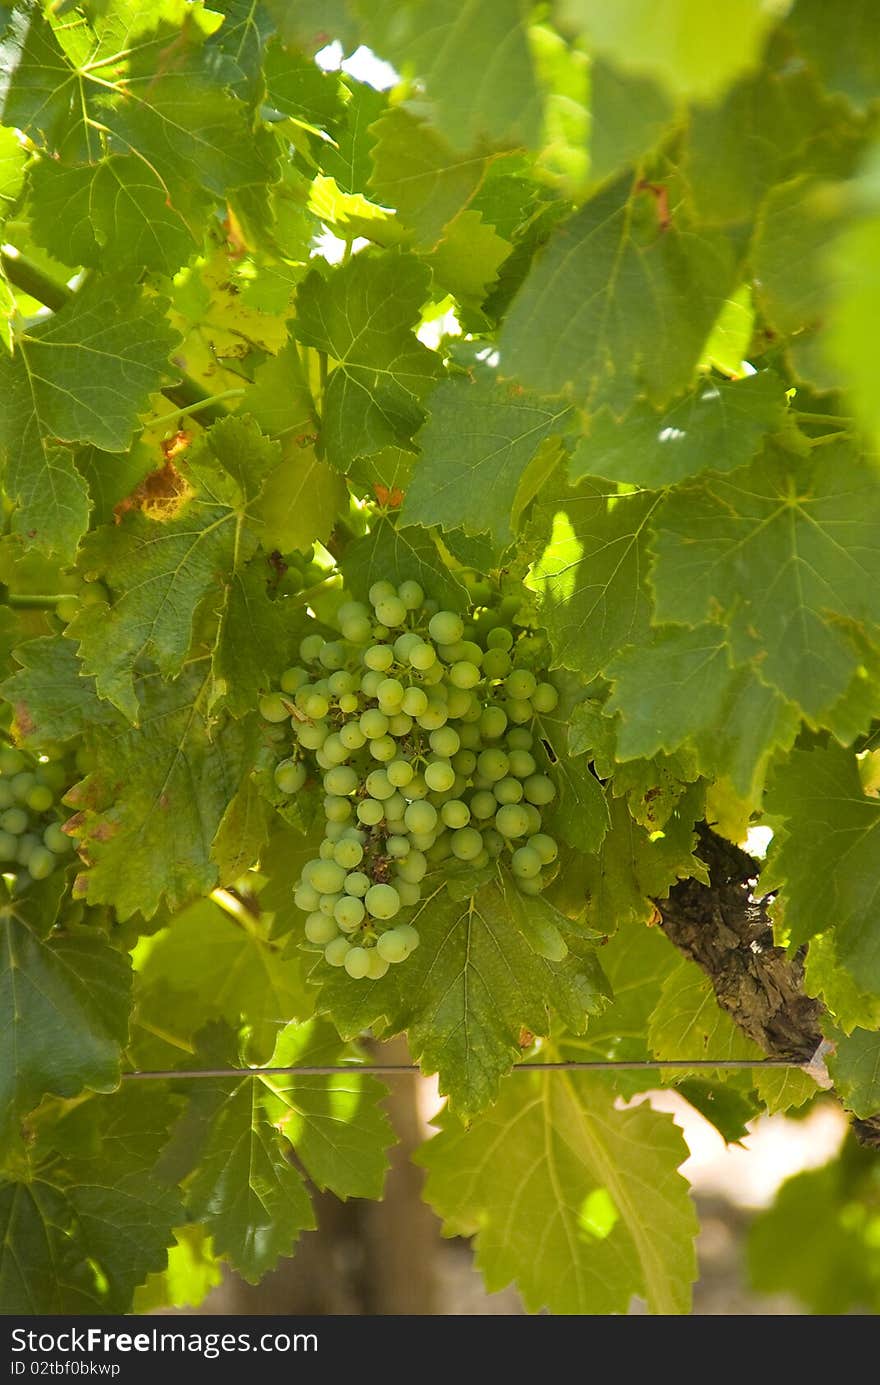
424,760,455,793
482,649,511,680
1,808,28,836
0,830,18,860
452,748,477,777
338,600,369,625
365,644,394,671
328,670,356,697
339,693,359,714
470,790,497,820
449,661,480,690
511,845,542,878
43,821,73,854
340,722,366,751
319,839,337,860
361,670,384,698
296,722,328,750
305,912,338,944
299,635,323,663
428,611,464,645
524,774,556,805
508,749,537,778
280,667,310,694
366,883,401,919
360,708,390,739
335,895,366,932
318,641,346,670
376,596,407,627
384,792,408,821
342,615,372,644
496,804,530,838
429,726,460,758
388,712,413,737
518,876,543,896
357,797,385,825
451,827,483,861
369,735,397,763
345,871,370,897
484,828,504,857
401,686,429,717
324,765,358,796
260,693,290,722
494,777,523,805
440,799,470,829
310,859,347,894
0,748,25,776
417,701,448,731
387,758,414,788
523,804,543,835
506,668,537,700
404,773,428,800
0,783,12,810
444,687,473,720
275,759,306,794
477,749,508,783
409,830,436,852
385,835,409,859
395,879,422,906
324,795,352,823
396,924,420,955
367,949,390,980
325,937,352,967
409,641,436,671
319,892,343,917
507,728,533,751
377,677,404,708
377,929,408,963
334,838,364,869
404,801,437,834
396,850,427,883
532,682,559,712
295,883,321,912
369,580,397,606
426,835,452,865
26,784,54,813
480,706,508,740
487,626,513,651
506,698,533,724
366,769,394,800
304,693,329,719
457,722,481,749
30,842,58,875
17,834,40,866
398,580,424,609
530,833,558,864
421,662,445,686
393,631,420,661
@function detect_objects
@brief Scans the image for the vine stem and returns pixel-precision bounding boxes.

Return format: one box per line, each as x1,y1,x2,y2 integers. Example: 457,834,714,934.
1,248,234,427
121,1058,803,1080
792,409,854,425
148,388,246,431
2,592,67,609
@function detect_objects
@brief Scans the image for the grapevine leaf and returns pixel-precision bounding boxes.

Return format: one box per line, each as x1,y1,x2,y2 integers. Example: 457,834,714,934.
570,372,786,489
322,81,387,195
419,1070,698,1314
532,678,610,854
254,443,347,554
0,907,131,1142
1,635,118,746
403,374,573,547
527,481,659,678
650,443,880,717
262,39,344,130
425,210,511,312
0,1181,99,1313
212,559,292,718
317,875,610,1116
558,0,781,101
827,1027,880,1118
648,958,764,1071
0,276,178,559
340,517,469,611
292,252,439,468
498,175,739,412
369,107,489,248
589,59,677,186
788,0,880,113
606,624,734,761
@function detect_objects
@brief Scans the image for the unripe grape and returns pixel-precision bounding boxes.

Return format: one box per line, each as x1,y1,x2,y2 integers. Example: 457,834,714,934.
395,879,422,906
324,765,358,796
396,924,420,955
377,929,408,963
477,749,508,783
296,722,328,750
425,760,455,793
428,611,464,645
483,829,505,857
324,795,353,823
365,644,394,672
430,726,460,758
409,830,437,852
496,804,530,838
369,735,397,763
318,641,347,670
311,859,347,894
458,723,481,749
452,748,477,777
421,661,445,685
487,626,513,651
385,834,409,859
325,937,352,967
260,693,290,723
0,783,12,809
404,801,437,834
518,876,543,896
0,748,25,776
480,706,508,740
319,839,337,860
470,790,497,820
319,892,343,916
27,845,55,879
299,634,324,663
398,580,424,609
26,784,54,813
530,833,558,864
43,821,73,854
532,682,559,713
0,830,18,861
342,615,372,644
1,808,27,835
361,709,390,739
304,693,329,720
385,792,408,821
357,798,385,826
334,838,364,869
523,804,543,835
338,600,369,626
369,580,396,607
344,947,371,979
388,713,413,738
524,774,556,806
409,641,436,670
404,773,428,800
295,883,321,913
377,677,404,708
339,722,366,751
376,596,407,628
328,670,355,697
366,949,389,979
506,698,533,724
449,661,480,690
426,835,452,865
401,686,429,717
482,649,511,680
305,912,338,944
281,667,310,694
335,895,366,932
366,883,401,919
361,670,384,698
441,799,470,829
364,769,393,801
451,827,483,861
345,871,371,897
494,777,524,805
508,749,536,779
275,759,306,794
387,759,414,788
511,845,542,878
397,850,427,883
507,728,533,751
340,693,360,714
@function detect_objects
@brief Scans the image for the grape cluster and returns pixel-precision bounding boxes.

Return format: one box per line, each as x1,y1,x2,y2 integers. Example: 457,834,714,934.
260,580,560,981
276,544,325,597
0,747,74,883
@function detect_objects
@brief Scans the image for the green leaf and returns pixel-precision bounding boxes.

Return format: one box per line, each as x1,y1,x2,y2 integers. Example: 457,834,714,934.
403,374,573,548
1,635,118,746
212,559,292,718
425,210,511,311
262,38,344,130
363,0,542,152
419,1070,698,1314
0,1181,99,1313
71,416,276,722
67,666,259,919
690,665,800,802
588,59,677,186
293,253,439,468
255,443,347,553
764,745,880,958
27,155,199,273
571,372,786,489
317,874,609,1116
788,0,880,113
322,81,387,195
531,677,611,854
607,624,734,760
134,895,311,1059
827,205,880,449
827,1025,880,1118
648,957,764,1071
340,516,469,611
650,443,880,717
499,176,739,412
369,107,488,248
753,1063,819,1116
0,275,177,559
260,1020,393,1198
527,480,659,678
0,905,131,1140
559,0,782,101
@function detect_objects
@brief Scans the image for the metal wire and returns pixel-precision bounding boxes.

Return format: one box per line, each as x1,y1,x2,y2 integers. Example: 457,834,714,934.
121,1058,803,1080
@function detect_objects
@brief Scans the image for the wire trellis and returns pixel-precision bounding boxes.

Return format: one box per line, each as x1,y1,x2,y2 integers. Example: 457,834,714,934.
121,1058,808,1081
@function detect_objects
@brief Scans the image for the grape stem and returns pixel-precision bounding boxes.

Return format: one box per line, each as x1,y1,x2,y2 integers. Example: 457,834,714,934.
148,389,247,430
1,592,69,609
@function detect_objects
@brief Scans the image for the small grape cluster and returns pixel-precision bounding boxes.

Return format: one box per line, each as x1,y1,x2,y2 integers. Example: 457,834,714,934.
260,580,560,981
0,747,74,883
